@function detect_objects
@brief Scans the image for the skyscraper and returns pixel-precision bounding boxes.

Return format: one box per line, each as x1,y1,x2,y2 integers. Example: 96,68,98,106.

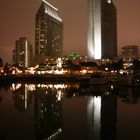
35,0,63,63
13,37,33,67
87,0,117,59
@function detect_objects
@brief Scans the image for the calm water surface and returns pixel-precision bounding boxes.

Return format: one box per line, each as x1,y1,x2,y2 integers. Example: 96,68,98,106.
0,83,140,140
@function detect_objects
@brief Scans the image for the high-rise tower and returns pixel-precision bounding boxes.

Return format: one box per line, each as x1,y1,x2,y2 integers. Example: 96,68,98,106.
35,0,63,63
87,0,117,59
13,37,33,67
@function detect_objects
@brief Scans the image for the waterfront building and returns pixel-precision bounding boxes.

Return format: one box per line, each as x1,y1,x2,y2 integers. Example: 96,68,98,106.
13,37,33,68
35,0,63,63
87,0,117,59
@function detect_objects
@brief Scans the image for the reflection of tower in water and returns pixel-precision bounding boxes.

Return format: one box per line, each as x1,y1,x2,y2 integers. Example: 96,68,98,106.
12,84,32,111
87,95,117,140
34,85,63,140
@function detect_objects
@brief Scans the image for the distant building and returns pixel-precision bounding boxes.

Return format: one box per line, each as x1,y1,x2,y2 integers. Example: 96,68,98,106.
122,45,139,56
35,0,63,63
121,45,139,70
87,0,117,59
13,37,33,67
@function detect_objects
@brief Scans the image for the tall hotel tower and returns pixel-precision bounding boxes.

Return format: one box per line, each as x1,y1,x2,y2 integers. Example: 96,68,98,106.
35,0,63,62
87,0,117,59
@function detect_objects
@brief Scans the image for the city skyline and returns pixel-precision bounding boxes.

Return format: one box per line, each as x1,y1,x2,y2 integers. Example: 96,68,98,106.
1,0,140,63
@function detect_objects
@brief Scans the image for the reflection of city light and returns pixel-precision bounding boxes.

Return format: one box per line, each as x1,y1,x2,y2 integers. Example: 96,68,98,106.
11,83,22,91
53,69,64,74
111,85,114,90
25,84,27,110
56,90,63,101
36,84,67,89
37,84,48,88
18,83,80,92
47,128,62,140
21,95,24,100
53,84,65,89
106,91,110,95
94,96,101,139
26,84,36,91
94,96,101,108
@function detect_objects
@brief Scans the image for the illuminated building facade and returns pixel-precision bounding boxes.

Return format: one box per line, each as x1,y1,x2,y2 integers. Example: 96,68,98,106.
87,0,117,59
35,0,63,62
13,37,33,67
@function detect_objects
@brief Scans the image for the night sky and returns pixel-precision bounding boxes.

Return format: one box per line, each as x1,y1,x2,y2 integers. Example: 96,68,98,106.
1,0,140,63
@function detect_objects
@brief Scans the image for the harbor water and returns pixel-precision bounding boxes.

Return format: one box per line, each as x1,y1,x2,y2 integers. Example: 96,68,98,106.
0,82,140,140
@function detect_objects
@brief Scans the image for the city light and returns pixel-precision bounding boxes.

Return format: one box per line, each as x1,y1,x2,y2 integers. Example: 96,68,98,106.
56,90,63,101
56,58,62,68
44,0,63,22
93,96,101,139
47,128,62,140
43,0,58,11
11,83,22,91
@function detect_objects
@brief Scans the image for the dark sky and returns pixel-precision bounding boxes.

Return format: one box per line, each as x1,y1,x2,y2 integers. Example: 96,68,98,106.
1,0,140,63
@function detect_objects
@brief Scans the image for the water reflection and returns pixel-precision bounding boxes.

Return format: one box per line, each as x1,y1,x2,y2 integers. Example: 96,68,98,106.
12,84,32,111
34,84,63,140
87,96,117,140
0,83,140,139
